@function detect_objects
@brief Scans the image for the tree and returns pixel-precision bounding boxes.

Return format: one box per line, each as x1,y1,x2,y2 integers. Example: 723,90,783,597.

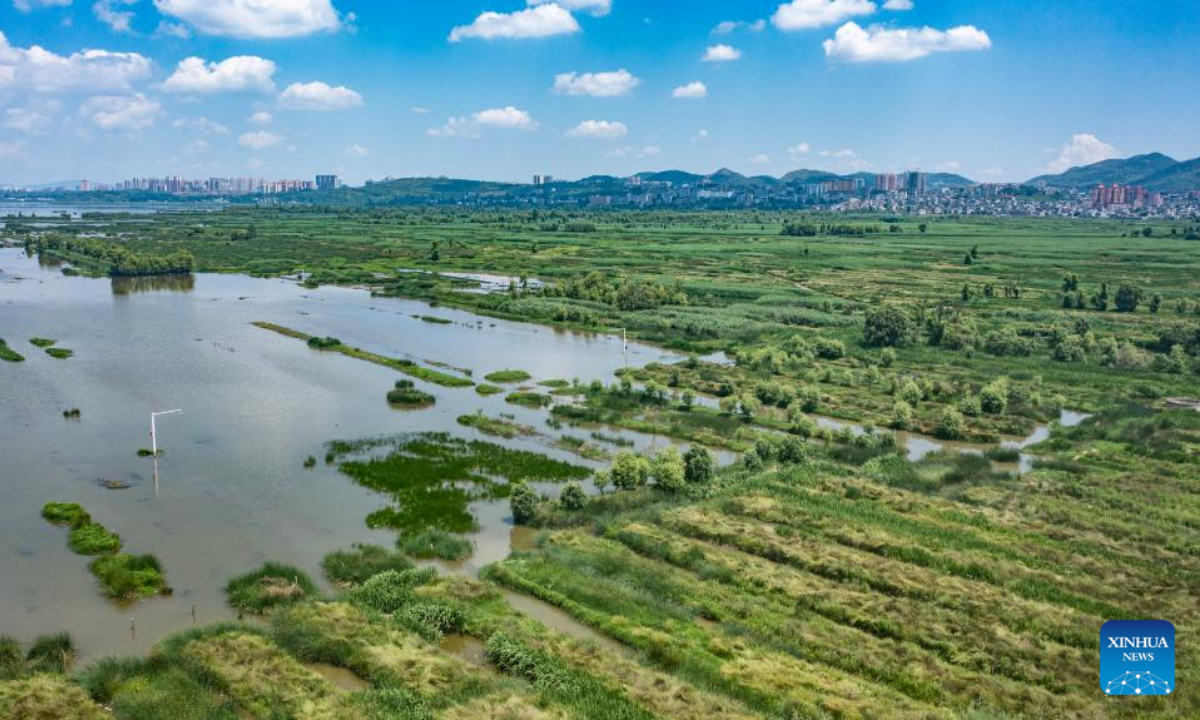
1150,294,1162,313
979,378,1009,415
897,379,923,406
936,406,966,440
651,447,686,492
963,253,973,265
863,304,914,347
962,284,972,302
1092,283,1109,311
778,435,809,464
558,481,587,511
918,223,928,234
683,446,713,484
610,451,650,490
891,400,913,430
1114,284,1143,313
510,483,539,524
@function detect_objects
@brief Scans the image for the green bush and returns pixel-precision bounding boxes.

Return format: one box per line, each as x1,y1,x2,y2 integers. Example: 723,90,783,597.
90,554,170,601
224,562,315,613
558,481,588,510
349,567,437,614
484,369,532,383
321,544,413,586
510,482,540,524
69,523,123,555
398,529,473,561
41,502,91,528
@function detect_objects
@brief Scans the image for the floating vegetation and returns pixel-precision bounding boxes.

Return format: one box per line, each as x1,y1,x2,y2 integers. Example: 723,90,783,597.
484,369,531,384
254,321,474,388
41,502,169,601
505,392,552,409
62,408,81,420
225,562,316,614
474,383,504,396
29,338,57,348
456,412,534,439
0,339,25,363
327,433,587,535
555,434,610,461
322,544,413,586
387,379,436,407
419,315,453,325
590,430,635,448
45,348,74,359
538,379,571,389
398,529,474,561
136,448,162,457
95,478,131,490
303,455,317,469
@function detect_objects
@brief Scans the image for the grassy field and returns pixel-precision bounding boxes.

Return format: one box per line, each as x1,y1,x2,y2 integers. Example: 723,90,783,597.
4,209,1199,717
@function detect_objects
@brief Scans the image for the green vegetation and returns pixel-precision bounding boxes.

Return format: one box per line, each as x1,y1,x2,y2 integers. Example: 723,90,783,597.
0,339,25,362
41,502,169,601
321,544,413,586
504,391,551,408
397,529,474,561
44,347,74,359
225,563,317,614
253,321,474,387
455,412,534,438
474,383,504,396
68,522,122,555
483,369,531,383
62,408,81,419
29,338,56,348
386,379,436,406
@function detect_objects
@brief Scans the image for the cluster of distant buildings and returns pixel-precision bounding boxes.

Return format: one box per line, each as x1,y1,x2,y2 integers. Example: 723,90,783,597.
1089,183,1163,210
73,174,342,195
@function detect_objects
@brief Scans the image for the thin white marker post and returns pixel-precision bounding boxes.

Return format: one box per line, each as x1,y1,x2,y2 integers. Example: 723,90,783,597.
150,409,183,457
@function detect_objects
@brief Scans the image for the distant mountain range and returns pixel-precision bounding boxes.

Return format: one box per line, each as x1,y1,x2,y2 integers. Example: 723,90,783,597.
1027,153,1200,192
630,167,975,190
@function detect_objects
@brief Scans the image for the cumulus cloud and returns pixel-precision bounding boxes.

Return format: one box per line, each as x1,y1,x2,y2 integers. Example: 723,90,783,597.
428,106,538,138
0,140,26,157
152,0,341,39
565,120,627,139
344,143,368,157
94,0,139,32
818,147,871,171
787,142,811,156
449,4,579,42
248,111,273,124
692,129,709,141
772,0,876,31
606,144,659,158
172,116,229,135
748,153,772,166
1045,133,1118,174
823,22,991,62
552,69,639,97
0,31,152,93
238,130,283,149
713,19,766,34
935,160,961,172
13,0,71,11
4,101,59,134
702,44,741,62
162,56,276,94
278,81,363,110
883,0,913,9
672,81,707,99
79,93,161,130
527,0,609,17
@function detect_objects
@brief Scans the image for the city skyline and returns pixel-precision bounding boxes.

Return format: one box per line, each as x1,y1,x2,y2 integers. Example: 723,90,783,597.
1,0,1198,186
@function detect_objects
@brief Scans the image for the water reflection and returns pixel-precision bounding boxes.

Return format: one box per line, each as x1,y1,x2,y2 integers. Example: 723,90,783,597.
112,274,196,295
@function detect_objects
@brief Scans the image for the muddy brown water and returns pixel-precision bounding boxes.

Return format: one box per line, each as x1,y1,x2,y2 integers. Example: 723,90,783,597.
0,248,680,662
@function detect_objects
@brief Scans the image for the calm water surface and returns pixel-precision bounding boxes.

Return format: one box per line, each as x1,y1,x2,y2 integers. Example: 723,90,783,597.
0,248,678,661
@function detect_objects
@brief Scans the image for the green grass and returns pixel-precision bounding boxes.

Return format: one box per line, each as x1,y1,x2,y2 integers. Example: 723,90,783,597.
90,554,171,601
321,544,413,586
224,562,316,614
455,412,534,439
68,523,122,555
397,529,474,561
45,347,74,359
41,502,91,528
386,380,436,406
505,391,551,408
0,339,25,362
474,383,504,396
484,369,531,383
29,338,57,348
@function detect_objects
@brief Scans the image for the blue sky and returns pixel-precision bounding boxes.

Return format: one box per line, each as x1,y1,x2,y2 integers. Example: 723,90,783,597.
1,0,1198,186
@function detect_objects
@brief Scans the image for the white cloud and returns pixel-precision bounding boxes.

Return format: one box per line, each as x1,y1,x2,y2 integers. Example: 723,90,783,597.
772,0,876,31
1045,133,1118,174
0,31,152,93
565,119,627,139
692,129,709,141
4,102,59,134
344,143,368,157
238,130,283,149
172,116,229,134
155,20,192,38
79,93,160,130
428,106,538,138
183,138,209,154
672,81,707,98
248,110,273,124
449,4,579,42
162,56,276,94
818,147,872,171
702,44,741,62
713,19,765,34
278,81,363,110
0,140,26,157
553,69,639,97
749,153,772,166
787,142,811,156
13,0,71,11
935,160,961,172
410,106,430,115
152,0,341,39
94,0,138,32
823,22,991,62
883,0,913,10
607,144,659,158
527,0,609,17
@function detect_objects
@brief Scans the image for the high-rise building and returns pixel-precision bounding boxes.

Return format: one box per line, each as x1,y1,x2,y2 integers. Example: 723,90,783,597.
315,175,340,191
906,171,927,197
532,174,554,186
874,173,901,193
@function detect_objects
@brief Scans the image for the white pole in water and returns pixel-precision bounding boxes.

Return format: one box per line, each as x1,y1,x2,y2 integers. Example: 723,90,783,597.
150,409,183,457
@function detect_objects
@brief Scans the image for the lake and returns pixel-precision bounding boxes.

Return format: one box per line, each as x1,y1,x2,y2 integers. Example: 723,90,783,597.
0,247,679,661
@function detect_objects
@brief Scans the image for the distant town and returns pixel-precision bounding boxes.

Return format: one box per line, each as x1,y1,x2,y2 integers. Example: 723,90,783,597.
5,159,1200,220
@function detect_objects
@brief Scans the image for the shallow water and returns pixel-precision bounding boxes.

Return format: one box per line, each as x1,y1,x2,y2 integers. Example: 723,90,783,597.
0,248,679,661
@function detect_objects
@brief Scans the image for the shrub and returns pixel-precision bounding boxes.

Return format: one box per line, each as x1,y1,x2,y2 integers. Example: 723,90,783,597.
891,400,914,430
979,378,1009,414
510,482,539,524
651,447,686,492
558,481,587,510
778,435,809,464
90,554,170,601
25,633,75,675
683,446,713,484
322,544,413,586
936,407,966,439
897,379,923,406
69,523,122,555
41,502,91,528
349,568,437,614
224,562,315,613
485,369,532,383
863,304,914,347
815,338,845,359
610,450,651,490
398,529,473,561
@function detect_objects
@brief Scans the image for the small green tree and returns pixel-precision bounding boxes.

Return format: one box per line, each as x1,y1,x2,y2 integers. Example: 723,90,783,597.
1114,284,1143,313
936,406,966,439
897,379,923,406
510,483,539,524
778,435,809,464
863,304,914,347
651,447,686,492
610,451,651,490
683,446,714,484
891,400,914,430
979,377,1009,414
558,481,587,511
1149,294,1162,313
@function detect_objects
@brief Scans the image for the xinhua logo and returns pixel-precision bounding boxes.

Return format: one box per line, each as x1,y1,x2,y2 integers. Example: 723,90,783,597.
1100,620,1175,696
